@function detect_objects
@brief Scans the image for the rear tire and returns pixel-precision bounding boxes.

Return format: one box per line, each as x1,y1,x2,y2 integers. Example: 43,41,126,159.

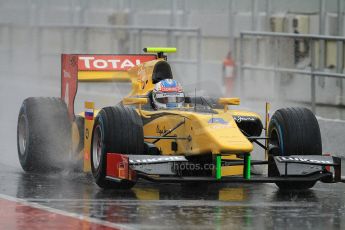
91,106,144,189
17,97,71,172
268,107,322,190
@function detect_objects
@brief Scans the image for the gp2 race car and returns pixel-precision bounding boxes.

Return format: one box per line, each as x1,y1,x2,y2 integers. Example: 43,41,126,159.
17,47,344,190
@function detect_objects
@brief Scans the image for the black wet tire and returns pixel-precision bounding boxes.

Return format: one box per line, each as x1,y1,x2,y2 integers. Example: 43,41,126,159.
91,106,144,189
269,107,321,156
17,97,71,172
268,107,322,190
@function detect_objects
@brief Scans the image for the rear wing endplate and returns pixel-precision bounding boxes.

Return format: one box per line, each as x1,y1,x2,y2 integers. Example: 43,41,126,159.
61,54,157,119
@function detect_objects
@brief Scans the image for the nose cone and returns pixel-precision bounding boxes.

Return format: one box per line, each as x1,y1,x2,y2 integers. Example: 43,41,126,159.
182,113,255,156
206,124,254,154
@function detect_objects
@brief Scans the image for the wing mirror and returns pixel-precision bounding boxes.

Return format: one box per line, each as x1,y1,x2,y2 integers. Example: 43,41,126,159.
122,97,148,105
218,98,240,112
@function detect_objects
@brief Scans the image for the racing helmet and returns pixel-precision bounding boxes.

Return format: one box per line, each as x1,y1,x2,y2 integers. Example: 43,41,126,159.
152,79,185,109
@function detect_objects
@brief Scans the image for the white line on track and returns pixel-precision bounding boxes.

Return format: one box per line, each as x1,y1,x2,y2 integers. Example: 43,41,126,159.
316,116,345,123
11,197,318,208
0,193,134,230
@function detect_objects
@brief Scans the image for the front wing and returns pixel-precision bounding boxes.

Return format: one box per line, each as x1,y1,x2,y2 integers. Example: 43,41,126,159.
105,153,345,185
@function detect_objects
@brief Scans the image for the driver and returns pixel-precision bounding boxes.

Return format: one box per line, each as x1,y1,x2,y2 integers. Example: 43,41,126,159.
151,79,185,110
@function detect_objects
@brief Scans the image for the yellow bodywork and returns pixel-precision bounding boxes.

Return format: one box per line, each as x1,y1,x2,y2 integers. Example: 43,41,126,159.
73,51,263,177
142,109,253,156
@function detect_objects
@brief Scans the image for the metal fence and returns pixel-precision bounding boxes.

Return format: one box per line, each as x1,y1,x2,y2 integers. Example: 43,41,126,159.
239,31,345,112
0,23,202,85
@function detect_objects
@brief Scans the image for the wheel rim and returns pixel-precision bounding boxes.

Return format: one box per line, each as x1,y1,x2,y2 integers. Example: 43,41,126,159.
18,115,27,156
269,127,284,156
270,128,279,148
92,125,103,169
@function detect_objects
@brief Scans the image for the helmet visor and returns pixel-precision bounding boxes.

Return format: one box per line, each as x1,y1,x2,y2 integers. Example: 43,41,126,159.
155,92,184,104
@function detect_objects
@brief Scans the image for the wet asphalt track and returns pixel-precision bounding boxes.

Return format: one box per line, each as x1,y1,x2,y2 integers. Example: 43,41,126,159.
0,163,345,230
1,77,345,229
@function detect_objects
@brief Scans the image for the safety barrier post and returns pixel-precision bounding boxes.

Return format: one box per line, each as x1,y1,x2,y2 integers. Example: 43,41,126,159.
138,29,142,52
239,33,244,96
310,39,316,113
196,28,202,88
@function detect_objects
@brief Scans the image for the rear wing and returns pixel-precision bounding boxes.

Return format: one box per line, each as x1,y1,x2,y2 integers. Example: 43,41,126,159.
61,54,157,119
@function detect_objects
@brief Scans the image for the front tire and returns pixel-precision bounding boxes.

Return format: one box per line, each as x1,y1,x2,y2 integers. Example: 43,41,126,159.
91,106,144,189
268,107,322,190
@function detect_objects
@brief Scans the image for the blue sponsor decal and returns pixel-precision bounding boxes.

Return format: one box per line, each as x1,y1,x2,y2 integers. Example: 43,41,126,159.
208,118,228,124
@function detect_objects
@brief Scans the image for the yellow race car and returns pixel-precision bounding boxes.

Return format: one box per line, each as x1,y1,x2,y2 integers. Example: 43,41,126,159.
17,47,343,190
